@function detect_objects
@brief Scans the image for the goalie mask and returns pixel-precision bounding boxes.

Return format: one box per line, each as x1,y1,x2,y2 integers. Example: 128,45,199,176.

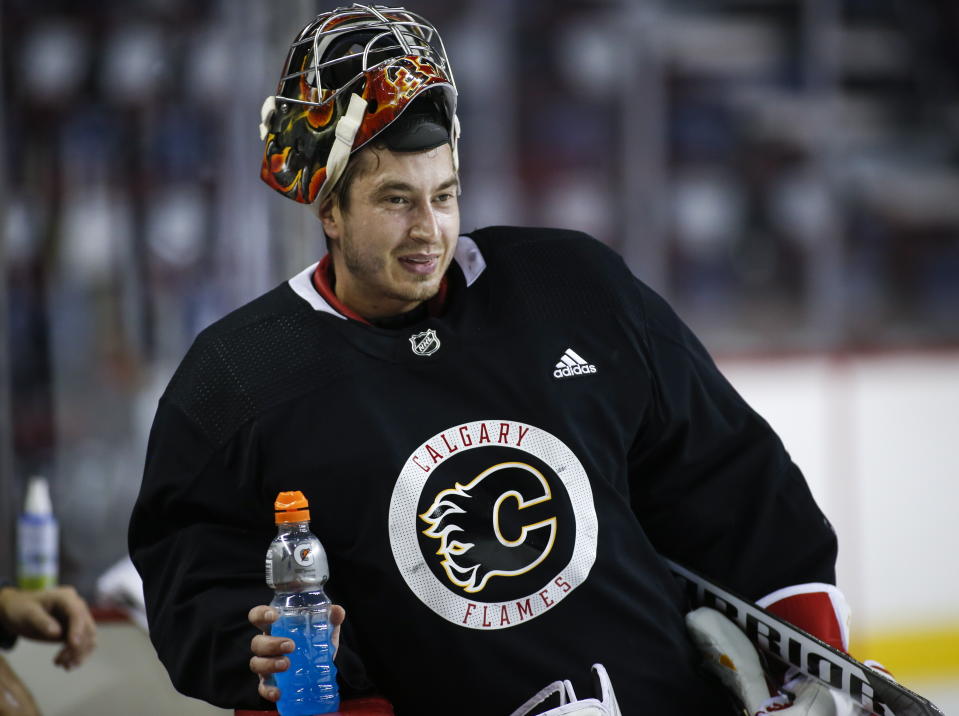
259,4,460,206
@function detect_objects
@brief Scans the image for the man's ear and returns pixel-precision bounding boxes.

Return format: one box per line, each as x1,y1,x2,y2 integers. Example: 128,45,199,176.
317,197,340,240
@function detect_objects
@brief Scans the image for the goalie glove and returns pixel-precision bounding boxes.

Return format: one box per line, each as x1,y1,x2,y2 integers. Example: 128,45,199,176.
754,665,900,715
757,667,861,715
687,607,877,716
756,584,891,714
687,579,895,716
686,581,852,714
757,583,850,653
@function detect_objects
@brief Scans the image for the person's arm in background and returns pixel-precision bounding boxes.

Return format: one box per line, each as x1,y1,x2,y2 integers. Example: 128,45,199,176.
0,580,97,669
0,579,97,716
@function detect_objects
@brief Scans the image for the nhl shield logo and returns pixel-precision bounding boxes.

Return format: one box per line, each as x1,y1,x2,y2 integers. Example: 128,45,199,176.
410,329,441,356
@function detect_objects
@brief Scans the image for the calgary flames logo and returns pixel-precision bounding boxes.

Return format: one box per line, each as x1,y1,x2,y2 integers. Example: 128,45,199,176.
419,462,557,593
390,419,597,630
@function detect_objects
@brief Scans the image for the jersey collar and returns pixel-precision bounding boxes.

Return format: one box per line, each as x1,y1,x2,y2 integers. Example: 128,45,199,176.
287,236,485,322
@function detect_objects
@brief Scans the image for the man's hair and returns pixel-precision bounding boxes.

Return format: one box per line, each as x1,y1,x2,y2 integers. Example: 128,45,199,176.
318,143,383,251
328,142,386,213
319,143,397,252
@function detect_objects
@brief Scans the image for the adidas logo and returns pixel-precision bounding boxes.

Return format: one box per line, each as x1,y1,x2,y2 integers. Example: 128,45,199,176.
553,348,598,379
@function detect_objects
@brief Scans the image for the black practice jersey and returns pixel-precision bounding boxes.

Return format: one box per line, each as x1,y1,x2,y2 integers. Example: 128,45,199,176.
128,227,837,715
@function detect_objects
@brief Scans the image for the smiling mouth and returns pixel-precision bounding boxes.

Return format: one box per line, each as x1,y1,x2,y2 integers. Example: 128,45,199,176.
398,254,440,275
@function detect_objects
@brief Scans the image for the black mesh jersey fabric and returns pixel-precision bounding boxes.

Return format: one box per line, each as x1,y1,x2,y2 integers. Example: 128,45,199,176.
130,226,836,715
164,289,350,448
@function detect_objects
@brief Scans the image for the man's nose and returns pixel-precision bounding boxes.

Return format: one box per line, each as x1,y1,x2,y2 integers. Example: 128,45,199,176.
409,201,439,242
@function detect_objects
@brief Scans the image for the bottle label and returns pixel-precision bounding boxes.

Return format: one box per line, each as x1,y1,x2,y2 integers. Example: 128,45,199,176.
17,516,58,589
266,533,329,591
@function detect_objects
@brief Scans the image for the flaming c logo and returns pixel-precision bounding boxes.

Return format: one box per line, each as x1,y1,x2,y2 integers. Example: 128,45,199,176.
389,420,598,630
419,462,557,593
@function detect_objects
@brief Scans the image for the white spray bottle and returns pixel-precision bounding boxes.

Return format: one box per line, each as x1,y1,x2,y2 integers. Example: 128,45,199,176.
17,476,59,590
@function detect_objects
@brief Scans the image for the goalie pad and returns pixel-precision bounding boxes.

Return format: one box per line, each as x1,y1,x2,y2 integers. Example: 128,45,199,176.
686,606,772,713
687,607,876,716
757,668,871,715
509,664,621,716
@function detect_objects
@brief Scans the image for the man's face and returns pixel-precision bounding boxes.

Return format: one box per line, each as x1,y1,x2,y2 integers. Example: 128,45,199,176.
321,144,460,320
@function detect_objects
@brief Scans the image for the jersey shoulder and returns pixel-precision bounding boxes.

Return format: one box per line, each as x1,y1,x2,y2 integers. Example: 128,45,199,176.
163,281,347,447
467,225,624,266
466,225,641,318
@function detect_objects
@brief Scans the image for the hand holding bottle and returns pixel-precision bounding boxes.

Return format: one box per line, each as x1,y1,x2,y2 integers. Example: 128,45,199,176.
252,491,342,715
248,602,345,704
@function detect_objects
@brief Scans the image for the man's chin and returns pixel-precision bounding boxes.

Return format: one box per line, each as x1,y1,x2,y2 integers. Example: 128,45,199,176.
407,286,441,304
396,275,442,300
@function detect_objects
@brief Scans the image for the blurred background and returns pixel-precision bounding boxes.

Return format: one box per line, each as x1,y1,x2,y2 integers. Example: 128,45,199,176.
1,0,957,713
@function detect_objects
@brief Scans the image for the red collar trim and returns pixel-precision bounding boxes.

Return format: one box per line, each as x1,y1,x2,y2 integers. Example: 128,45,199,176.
429,275,449,317
311,255,449,324
312,255,370,324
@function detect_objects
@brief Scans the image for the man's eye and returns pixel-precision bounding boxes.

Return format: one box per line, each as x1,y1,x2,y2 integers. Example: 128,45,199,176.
387,196,408,205
435,193,453,203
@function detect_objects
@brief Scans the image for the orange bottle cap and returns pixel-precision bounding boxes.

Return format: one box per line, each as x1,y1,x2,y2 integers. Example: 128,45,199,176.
274,490,311,524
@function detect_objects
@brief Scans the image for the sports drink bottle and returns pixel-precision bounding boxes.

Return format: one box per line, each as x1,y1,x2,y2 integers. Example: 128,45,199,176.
17,476,58,590
266,491,339,715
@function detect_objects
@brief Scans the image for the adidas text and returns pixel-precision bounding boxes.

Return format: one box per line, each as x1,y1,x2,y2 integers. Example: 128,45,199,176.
553,364,598,379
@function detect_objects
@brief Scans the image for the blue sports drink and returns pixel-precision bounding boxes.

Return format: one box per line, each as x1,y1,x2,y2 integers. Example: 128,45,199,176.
271,592,338,715
266,491,340,715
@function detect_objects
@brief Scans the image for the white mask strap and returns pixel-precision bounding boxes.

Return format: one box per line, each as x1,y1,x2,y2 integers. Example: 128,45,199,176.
317,92,368,206
451,113,462,172
259,96,277,141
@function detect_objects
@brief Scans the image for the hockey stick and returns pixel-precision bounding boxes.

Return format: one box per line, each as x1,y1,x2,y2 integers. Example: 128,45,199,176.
666,559,945,716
